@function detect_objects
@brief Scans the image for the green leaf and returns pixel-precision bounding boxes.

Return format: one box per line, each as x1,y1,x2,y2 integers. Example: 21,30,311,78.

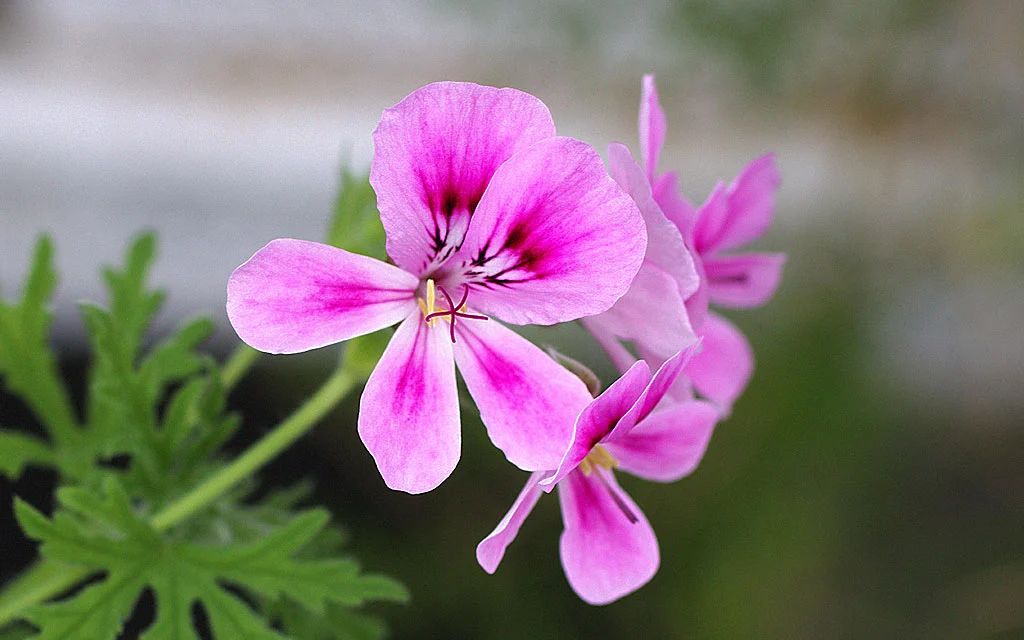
17,482,406,640
270,599,388,640
325,166,387,262
0,432,54,479
0,237,78,452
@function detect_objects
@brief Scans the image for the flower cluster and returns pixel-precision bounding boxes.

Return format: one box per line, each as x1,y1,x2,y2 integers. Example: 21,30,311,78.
226,75,783,604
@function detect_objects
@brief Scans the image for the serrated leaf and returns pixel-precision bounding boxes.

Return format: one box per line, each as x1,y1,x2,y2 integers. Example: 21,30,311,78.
0,237,78,452
271,598,388,640
0,432,54,479
19,484,405,640
137,317,214,405
23,571,147,640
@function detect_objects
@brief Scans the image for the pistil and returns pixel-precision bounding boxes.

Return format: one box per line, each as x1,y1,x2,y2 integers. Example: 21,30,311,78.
418,279,487,343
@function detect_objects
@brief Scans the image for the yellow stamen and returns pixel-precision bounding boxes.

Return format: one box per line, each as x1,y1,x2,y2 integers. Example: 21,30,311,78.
579,444,618,476
418,279,440,326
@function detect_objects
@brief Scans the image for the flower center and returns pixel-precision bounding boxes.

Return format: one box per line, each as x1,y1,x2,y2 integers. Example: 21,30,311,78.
577,444,618,477
417,279,488,343
578,445,638,524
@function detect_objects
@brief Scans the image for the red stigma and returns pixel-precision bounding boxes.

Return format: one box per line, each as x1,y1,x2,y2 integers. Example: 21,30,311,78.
424,285,488,343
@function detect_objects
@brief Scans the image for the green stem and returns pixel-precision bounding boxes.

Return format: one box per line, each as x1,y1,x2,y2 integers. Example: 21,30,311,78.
151,367,355,532
220,344,260,391
0,366,357,626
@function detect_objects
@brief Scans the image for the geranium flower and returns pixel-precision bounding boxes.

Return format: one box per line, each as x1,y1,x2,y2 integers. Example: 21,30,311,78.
227,82,646,494
581,141,701,360
477,348,718,605
589,74,785,412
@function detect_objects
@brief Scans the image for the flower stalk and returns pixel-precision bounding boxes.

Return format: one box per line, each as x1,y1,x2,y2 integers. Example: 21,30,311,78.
0,363,356,627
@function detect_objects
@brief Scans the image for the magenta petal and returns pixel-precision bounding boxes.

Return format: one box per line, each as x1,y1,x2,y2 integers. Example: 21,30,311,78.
607,143,699,301
639,74,667,184
542,361,652,489
606,400,718,483
456,137,646,325
584,263,697,361
558,469,659,605
683,255,710,334
358,311,459,494
453,318,593,472
687,313,753,413
370,82,556,276
604,345,694,442
704,252,786,308
476,471,547,574
652,171,698,242
693,154,780,254
226,239,418,354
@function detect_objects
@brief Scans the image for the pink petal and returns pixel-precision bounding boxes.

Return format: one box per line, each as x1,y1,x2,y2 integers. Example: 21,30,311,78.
476,471,547,574
605,400,718,483
453,318,593,472
226,239,418,354
687,312,753,414
542,361,653,489
638,345,696,404
558,469,659,605
358,310,459,494
370,82,556,277
683,255,710,334
607,143,699,301
454,137,646,326
544,347,694,489
704,252,786,308
583,263,696,361
693,154,780,254
652,171,698,242
604,345,694,442
639,74,667,184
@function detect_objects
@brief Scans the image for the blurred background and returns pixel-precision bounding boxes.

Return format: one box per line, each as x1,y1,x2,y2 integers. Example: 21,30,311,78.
1,1,1021,638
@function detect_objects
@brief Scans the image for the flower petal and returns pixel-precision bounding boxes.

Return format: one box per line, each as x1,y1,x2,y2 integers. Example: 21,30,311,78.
226,239,418,354
605,400,718,483
652,171,698,242
558,469,659,605
639,74,666,184
704,252,786,308
604,344,694,442
370,82,556,276
453,318,593,472
687,312,753,414
693,154,780,254
455,137,646,325
476,471,547,574
608,143,699,301
544,346,694,489
542,361,652,489
358,310,459,494
683,255,710,334
583,262,696,361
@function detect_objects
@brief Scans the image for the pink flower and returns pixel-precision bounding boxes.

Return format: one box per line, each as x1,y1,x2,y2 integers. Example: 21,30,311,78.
477,348,718,605
581,142,702,360
591,74,785,413
227,82,646,494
